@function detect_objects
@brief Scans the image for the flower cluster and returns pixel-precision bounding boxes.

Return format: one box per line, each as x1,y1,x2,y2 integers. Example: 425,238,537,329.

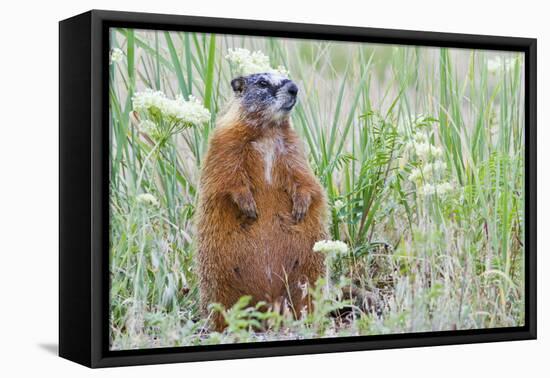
487,55,517,74
132,90,210,126
401,116,454,198
110,48,124,65
333,199,345,212
225,48,288,76
408,161,446,182
136,193,159,207
405,132,443,161
313,240,349,256
420,182,453,196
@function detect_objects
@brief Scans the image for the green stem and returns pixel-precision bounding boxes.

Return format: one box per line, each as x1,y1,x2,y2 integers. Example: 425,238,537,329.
135,140,163,193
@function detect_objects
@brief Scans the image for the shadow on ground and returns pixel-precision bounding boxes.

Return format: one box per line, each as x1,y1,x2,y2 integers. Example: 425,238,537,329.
38,343,58,355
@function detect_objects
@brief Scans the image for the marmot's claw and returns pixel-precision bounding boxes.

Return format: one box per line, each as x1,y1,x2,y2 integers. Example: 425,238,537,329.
291,203,308,222
292,192,311,222
292,208,306,222
235,192,258,220
243,206,258,220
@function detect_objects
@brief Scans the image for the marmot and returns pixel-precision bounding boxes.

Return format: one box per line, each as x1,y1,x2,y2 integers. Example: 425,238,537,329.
196,72,328,330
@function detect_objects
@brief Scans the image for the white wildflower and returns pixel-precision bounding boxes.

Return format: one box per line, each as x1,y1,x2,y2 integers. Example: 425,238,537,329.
487,57,501,73
172,95,211,125
413,142,443,160
419,182,454,196
110,48,124,64
436,182,454,194
431,146,443,158
408,168,422,182
132,89,168,113
487,56,517,74
136,193,159,207
313,240,349,255
420,183,435,196
409,161,446,183
226,48,288,76
413,142,432,159
433,160,446,171
132,89,210,126
333,200,345,212
424,161,446,176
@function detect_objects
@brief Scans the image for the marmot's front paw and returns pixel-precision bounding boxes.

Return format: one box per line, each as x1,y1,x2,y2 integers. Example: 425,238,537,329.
292,192,311,222
234,192,258,219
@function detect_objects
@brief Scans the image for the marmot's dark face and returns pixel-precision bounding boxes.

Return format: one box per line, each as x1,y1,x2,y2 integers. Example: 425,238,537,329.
231,73,298,124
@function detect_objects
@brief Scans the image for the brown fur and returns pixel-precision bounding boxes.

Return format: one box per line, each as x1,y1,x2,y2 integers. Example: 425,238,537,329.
196,100,328,330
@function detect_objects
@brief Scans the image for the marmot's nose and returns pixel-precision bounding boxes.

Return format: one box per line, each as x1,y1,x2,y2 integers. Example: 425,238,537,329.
287,82,298,97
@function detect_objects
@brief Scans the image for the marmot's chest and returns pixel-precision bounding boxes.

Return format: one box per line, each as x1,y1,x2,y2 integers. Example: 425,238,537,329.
250,136,286,185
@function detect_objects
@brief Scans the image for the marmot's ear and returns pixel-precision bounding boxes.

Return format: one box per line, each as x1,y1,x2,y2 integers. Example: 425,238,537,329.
231,77,245,94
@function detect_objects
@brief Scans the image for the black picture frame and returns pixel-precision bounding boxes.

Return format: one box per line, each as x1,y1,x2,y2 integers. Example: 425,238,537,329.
59,9,537,368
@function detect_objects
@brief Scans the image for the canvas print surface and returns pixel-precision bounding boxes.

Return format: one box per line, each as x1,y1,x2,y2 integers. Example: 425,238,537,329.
108,27,525,350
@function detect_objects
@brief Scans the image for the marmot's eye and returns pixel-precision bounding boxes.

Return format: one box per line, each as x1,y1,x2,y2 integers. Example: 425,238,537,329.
258,80,269,88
